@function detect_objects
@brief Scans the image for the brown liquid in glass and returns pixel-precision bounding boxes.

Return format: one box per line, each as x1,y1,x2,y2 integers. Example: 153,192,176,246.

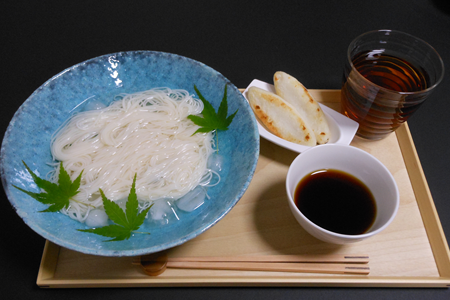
353,51,428,92
294,169,376,235
341,51,429,139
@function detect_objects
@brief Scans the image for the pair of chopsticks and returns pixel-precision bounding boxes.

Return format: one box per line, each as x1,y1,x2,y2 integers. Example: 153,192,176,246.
136,254,370,275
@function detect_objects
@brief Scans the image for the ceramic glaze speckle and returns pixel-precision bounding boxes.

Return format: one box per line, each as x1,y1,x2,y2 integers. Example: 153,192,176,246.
1,51,259,256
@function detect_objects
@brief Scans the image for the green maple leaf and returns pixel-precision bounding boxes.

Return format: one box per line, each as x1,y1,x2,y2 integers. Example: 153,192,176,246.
13,161,82,212
188,85,238,135
78,174,152,242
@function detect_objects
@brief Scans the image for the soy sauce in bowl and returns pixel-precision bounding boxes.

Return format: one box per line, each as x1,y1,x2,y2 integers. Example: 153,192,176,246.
294,169,377,235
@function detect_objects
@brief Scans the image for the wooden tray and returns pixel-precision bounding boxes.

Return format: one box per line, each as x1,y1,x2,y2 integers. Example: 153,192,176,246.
36,90,450,288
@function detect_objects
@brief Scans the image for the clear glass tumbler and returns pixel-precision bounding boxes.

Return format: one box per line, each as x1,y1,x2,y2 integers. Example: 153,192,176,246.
341,30,444,140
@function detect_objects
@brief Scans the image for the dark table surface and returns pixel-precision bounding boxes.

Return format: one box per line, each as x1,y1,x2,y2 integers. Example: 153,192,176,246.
2,0,450,299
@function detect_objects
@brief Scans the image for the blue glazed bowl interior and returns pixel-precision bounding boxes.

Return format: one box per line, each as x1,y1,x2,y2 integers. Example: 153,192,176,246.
1,51,259,256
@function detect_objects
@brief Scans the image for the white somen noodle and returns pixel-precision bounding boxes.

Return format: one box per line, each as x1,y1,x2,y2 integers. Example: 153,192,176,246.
50,87,218,223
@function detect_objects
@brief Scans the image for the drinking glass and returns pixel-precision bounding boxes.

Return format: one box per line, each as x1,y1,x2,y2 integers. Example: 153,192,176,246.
341,30,444,140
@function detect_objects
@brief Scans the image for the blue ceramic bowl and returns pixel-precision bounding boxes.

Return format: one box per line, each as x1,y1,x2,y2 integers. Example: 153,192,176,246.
1,51,259,256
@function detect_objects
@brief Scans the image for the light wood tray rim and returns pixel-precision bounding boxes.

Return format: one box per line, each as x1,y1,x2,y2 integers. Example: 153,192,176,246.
36,89,450,288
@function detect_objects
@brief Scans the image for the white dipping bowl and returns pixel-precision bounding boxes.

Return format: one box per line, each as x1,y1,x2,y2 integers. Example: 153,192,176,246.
286,144,399,244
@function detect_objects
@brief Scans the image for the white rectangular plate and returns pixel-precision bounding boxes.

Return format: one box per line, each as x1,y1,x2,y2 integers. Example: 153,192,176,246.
242,79,359,153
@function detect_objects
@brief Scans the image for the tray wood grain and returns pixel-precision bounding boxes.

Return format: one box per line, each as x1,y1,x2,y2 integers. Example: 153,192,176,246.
36,90,450,288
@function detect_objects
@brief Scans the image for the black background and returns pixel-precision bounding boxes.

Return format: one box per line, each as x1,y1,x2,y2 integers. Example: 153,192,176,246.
1,0,450,299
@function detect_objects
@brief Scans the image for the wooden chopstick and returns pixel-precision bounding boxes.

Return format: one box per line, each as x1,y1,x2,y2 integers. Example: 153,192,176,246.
141,254,369,264
136,254,370,275
165,261,370,275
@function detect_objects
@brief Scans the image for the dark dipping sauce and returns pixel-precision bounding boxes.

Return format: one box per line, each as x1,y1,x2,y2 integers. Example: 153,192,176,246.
294,169,377,235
